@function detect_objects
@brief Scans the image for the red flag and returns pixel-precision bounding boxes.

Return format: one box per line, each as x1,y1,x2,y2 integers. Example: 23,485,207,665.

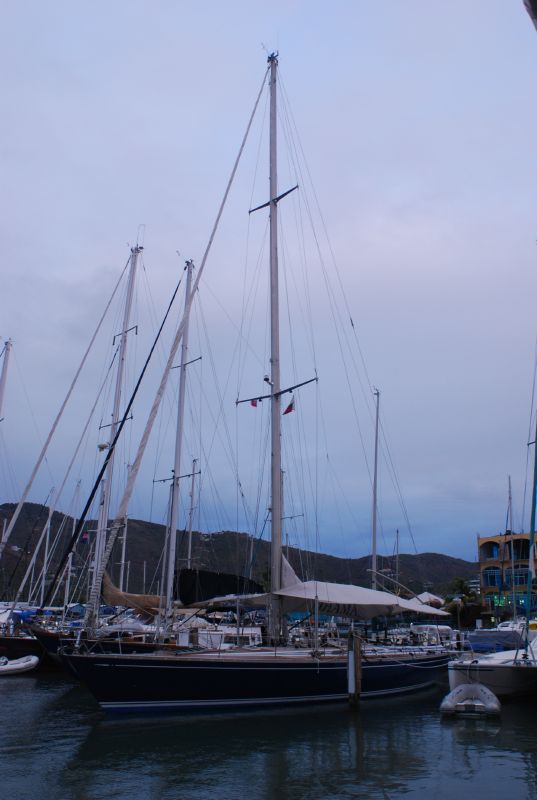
250,399,258,408
283,397,295,415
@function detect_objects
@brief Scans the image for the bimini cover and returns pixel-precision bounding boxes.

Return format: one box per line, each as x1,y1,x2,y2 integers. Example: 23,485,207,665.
271,580,449,618
189,553,448,617
192,574,448,618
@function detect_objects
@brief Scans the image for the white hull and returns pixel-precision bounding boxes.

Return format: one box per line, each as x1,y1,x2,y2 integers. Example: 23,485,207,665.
440,682,501,715
448,647,537,698
0,655,39,675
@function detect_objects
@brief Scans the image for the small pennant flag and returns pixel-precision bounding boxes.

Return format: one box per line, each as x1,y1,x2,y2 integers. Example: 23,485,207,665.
283,396,295,415
250,399,258,408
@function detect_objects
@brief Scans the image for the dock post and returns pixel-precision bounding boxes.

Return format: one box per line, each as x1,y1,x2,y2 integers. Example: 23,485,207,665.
348,631,362,709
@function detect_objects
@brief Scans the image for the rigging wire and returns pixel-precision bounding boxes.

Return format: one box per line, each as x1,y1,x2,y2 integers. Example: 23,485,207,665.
1,255,131,556
0,427,19,501
521,335,537,532
8,347,121,605
40,272,184,609
195,296,255,532
278,73,374,477
12,349,55,488
81,68,270,619
2,492,52,599
235,87,270,545
278,69,419,560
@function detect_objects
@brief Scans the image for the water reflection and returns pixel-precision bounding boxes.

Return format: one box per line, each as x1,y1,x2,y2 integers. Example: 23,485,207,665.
57,691,485,800
67,703,432,800
2,677,537,800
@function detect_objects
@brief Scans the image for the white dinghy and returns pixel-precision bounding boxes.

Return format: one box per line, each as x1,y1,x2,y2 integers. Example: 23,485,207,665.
0,655,39,675
440,682,501,717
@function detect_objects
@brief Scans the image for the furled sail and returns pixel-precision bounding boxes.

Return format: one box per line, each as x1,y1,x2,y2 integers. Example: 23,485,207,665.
102,572,162,618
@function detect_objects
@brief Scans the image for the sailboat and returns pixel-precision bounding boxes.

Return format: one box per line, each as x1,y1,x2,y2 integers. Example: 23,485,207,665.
60,54,451,713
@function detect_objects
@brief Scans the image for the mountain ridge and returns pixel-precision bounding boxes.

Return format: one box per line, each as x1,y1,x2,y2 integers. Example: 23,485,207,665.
0,502,478,599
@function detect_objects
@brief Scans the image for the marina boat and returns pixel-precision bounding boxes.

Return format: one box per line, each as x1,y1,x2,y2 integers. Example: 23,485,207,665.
31,609,263,661
59,53,452,713
62,645,449,713
31,566,265,662
448,642,537,698
0,606,58,668
59,562,451,711
0,654,39,675
440,682,501,717
0,630,45,663
59,576,451,711
466,618,536,653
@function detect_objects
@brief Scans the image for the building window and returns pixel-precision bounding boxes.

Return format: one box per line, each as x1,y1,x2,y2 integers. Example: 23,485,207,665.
512,568,530,586
480,542,500,560
482,567,501,588
512,540,529,561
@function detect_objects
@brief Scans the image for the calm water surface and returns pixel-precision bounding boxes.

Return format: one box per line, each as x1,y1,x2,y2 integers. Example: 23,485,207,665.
1,672,537,800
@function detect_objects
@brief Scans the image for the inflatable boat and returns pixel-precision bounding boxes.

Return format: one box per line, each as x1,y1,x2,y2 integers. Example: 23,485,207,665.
0,654,39,675
440,682,501,717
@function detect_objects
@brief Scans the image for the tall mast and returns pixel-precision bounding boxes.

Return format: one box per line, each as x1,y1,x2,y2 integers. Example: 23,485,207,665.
0,339,12,422
164,259,194,627
93,245,141,591
119,517,129,592
63,480,81,619
269,53,282,590
525,410,537,647
371,388,380,590
395,528,399,589
39,495,54,607
186,457,198,570
268,53,283,641
508,475,516,618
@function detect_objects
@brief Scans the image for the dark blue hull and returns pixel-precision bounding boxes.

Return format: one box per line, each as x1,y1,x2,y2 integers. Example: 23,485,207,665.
61,649,449,713
0,633,59,670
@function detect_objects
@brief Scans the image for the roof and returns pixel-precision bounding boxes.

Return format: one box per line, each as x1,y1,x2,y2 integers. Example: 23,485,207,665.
416,591,445,608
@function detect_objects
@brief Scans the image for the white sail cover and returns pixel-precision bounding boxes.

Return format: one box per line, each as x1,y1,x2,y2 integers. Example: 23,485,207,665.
193,571,449,618
271,580,449,618
191,554,448,617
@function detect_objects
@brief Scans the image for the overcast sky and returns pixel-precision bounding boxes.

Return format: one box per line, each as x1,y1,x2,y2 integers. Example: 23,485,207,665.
2,1,537,565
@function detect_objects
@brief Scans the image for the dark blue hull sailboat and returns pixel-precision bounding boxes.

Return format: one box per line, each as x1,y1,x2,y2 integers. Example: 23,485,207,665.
57,53,451,715
61,648,449,713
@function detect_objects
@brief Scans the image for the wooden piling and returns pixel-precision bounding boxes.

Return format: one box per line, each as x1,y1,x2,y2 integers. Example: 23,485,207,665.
348,631,362,709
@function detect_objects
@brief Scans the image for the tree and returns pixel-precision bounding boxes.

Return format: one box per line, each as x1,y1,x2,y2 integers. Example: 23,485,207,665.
445,577,480,628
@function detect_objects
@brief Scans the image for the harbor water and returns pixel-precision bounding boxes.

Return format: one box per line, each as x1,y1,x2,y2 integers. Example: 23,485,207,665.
1,672,537,800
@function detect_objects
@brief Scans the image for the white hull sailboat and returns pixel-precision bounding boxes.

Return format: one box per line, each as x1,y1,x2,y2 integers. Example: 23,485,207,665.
448,643,537,698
